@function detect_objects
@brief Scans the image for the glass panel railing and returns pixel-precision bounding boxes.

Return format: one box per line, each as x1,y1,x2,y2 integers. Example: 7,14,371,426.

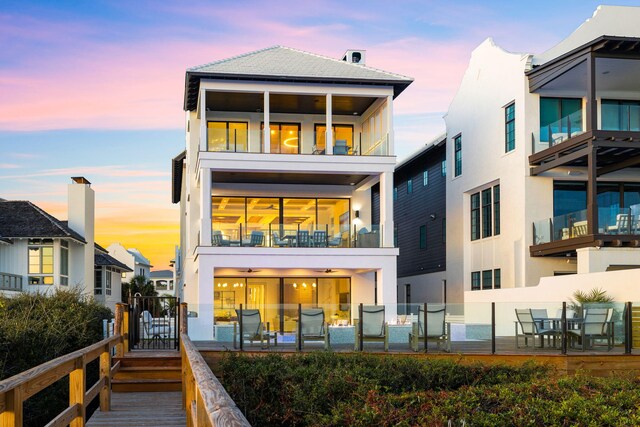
211,223,385,248
207,128,252,153
534,111,584,154
532,209,588,245
599,207,639,235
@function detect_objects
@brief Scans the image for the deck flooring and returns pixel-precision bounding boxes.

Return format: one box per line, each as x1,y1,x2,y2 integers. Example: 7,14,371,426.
87,392,185,427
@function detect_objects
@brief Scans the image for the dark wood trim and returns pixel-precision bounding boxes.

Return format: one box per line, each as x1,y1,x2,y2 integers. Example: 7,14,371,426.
530,145,592,176
586,53,597,131
529,130,593,166
587,146,598,235
530,234,640,257
597,154,640,176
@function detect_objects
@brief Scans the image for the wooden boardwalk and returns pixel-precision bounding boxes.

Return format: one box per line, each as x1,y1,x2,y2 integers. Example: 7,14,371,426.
87,392,185,426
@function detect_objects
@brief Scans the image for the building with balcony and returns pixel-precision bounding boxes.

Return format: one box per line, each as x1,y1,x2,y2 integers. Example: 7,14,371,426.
107,243,152,282
444,5,640,302
173,46,413,339
150,269,175,297
0,178,131,310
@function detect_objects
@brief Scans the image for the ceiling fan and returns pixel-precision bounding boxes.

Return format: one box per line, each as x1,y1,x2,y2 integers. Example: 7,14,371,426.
314,269,337,273
239,268,261,273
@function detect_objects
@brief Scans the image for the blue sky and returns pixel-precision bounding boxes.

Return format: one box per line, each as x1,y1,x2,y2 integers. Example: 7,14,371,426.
1,1,638,267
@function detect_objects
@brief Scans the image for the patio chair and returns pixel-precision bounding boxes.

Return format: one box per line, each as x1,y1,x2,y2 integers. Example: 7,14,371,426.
568,307,614,351
327,233,342,247
242,231,264,247
141,310,172,346
333,139,349,155
312,230,327,247
212,230,231,247
296,230,311,247
409,304,451,352
606,214,633,234
514,308,557,349
271,231,289,247
296,308,330,350
233,309,277,349
355,305,388,351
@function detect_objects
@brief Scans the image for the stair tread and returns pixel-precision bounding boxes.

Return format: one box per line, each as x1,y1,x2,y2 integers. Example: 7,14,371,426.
118,366,181,371
112,378,181,384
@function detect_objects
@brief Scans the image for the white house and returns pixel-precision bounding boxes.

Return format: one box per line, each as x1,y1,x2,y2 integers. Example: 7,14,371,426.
107,243,152,282
444,5,640,304
0,177,131,310
149,269,175,297
173,46,413,339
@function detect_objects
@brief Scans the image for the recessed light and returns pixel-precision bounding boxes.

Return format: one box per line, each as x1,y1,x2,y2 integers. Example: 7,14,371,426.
602,71,610,75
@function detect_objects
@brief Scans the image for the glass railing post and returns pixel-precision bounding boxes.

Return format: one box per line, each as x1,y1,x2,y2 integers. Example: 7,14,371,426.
325,224,329,247
296,224,300,248
423,302,428,353
268,223,272,248
561,302,567,355
239,223,243,247
625,301,632,354
353,224,357,248
297,304,302,352
491,302,496,355
239,304,244,351
549,218,553,242
358,303,364,351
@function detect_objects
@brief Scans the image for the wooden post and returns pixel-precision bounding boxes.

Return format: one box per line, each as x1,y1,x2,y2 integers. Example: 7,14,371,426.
123,305,130,353
180,302,189,335
0,387,23,427
69,356,86,427
99,344,111,412
181,341,187,412
114,303,124,357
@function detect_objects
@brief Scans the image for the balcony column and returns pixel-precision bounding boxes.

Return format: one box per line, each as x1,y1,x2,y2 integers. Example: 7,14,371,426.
326,93,333,155
199,88,207,151
199,169,212,246
263,91,270,153
380,171,394,247
586,53,597,131
587,145,598,235
377,266,397,322
386,95,394,155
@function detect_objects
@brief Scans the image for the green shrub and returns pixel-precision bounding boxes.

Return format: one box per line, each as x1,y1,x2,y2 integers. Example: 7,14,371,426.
218,352,550,426
0,289,112,427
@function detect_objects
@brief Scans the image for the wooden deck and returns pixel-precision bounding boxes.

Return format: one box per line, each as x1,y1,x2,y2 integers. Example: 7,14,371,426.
87,392,185,426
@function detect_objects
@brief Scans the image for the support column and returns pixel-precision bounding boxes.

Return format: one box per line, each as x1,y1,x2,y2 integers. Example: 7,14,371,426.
326,93,333,155
191,262,214,340
380,171,394,247
377,265,397,322
263,91,270,153
386,95,394,155
199,169,212,246
199,88,207,151
587,145,598,235
586,53,597,131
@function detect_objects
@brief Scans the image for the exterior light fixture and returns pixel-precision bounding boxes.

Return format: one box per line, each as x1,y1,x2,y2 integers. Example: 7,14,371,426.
312,282,316,288
355,210,360,219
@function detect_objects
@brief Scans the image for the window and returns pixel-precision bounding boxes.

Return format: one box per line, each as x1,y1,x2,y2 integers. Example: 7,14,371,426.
494,269,501,289
28,238,54,285
60,240,69,286
315,124,354,154
481,188,492,238
602,100,640,131
261,122,300,154
423,170,429,187
121,272,126,279
471,271,480,291
471,184,500,241
539,98,582,143
95,269,103,295
105,268,112,296
471,193,480,241
393,187,398,201
482,270,493,290
493,185,500,236
419,225,426,249
454,135,462,177
442,218,446,244
407,179,413,194
441,160,446,177
207,121,248,152
505,102,515,152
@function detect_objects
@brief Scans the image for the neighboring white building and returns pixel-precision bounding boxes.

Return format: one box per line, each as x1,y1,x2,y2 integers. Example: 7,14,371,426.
149,269,175,297
0,177,131,310
173,46,413,339
107,243,152,282
444,5,640,303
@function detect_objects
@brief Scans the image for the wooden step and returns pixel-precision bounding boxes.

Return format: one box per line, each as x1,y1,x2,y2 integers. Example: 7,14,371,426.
114,366,182,381
111,378,182,393
115,356,181,369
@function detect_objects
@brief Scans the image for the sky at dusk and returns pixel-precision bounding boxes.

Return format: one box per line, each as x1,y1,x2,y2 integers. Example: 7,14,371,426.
1,0,638,269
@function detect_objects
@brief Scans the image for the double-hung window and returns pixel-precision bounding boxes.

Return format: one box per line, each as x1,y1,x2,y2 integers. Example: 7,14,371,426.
419,225,427,249
60,240,69,286
28,239,54,285
423,170,429,187
407,179,413,194
471,184,501,241
471,272,480,291
505,102,515,152
441,160,446,177
454,135,462,177
471,193,480,241
481,189,492,238
207,121,248,152
95,269,103,295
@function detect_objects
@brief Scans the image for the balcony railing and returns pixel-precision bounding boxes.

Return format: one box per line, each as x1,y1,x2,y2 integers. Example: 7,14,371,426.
211,223,384,248
533,111,585,154
0,272,23,292
205,130,389,156
533,204,640,245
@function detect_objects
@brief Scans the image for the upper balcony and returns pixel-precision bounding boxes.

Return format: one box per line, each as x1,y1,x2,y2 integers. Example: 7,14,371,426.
0,272,23,292
196,87,393,159
528,36,640,173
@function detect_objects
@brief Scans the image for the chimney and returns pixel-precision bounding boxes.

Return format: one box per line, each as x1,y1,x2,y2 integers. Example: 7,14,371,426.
68,177,95,293
341,50,366,65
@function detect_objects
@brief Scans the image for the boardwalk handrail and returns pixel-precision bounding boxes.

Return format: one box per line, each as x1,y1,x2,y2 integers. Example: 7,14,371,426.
180,303,250,427
0,303,128,427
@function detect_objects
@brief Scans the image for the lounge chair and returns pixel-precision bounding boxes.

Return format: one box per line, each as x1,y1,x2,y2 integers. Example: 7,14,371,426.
296,308,330,350
233,309,277,349
514,308,557,349
141,310,172,346
568,307,614,351
355,305,388,351
212,230,231,247
242,231,264,247
409,304,450,352
271,231,289,247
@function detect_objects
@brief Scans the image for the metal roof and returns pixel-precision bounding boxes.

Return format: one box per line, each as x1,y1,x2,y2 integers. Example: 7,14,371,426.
184,46,413,110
